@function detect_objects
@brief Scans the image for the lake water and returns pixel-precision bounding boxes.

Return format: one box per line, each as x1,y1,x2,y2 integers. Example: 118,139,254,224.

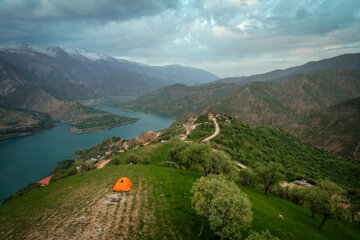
0,105,174,201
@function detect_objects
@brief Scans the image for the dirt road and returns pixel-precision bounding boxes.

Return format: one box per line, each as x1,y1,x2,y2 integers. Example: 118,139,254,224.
202,118,220,142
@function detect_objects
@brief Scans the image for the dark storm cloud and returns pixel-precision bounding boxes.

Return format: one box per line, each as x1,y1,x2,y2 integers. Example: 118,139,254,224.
0,0,359,77
0,0,178,22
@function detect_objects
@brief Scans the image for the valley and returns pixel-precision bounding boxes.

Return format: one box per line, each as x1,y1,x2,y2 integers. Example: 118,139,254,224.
1,47,360,240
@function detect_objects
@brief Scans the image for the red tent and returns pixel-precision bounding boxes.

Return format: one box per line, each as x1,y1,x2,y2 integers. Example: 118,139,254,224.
38,176,52,185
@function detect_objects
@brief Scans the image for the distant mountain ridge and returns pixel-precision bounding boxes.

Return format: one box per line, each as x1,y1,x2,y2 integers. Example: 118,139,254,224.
0,44,218,87
212,69,360,125
217,53,360,85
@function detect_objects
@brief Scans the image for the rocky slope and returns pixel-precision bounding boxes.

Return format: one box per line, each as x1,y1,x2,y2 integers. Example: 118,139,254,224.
119,83,240,119
0,108,55,139
211,70,360,125
283,97,360,160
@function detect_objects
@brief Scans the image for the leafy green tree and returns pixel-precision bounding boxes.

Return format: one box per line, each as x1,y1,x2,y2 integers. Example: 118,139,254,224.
303,180,344,229
246,230,280,240
238,168,256,187
209,150,236,178
254,162,284,195
303,186,321,218
167,142,188,169
208,186,252,239
191,175,228,236
190,175,252,238
181,143,211,175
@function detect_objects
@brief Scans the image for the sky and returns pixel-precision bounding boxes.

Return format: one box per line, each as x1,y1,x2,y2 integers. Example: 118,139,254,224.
0,0,360,78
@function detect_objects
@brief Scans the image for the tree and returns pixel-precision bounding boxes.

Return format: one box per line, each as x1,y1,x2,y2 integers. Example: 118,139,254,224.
181,143,211,175
246,230,279,240
209,150,236,178
254,162,284,195
303,180,344,229
303,186,321,218
167,142,188,169
208,186,252,239
190,175,253,238
191,175,228,236
238,168,255,187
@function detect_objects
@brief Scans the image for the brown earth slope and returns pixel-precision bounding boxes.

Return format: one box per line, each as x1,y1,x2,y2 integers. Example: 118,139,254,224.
283,97,360,160
212,70,360,126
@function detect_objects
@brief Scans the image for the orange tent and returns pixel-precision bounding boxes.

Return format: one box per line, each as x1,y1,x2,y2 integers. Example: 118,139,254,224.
113,177,133,192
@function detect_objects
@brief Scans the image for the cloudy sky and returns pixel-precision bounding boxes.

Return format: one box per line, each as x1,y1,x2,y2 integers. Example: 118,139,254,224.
1,0,360,77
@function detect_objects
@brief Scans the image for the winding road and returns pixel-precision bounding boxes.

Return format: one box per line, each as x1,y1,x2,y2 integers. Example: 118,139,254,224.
202,118,220,142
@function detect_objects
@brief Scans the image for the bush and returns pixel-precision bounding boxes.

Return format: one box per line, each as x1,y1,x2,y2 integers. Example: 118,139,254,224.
81,160,96,171
125,153,150,165
238,168,256,187
51,167,78,182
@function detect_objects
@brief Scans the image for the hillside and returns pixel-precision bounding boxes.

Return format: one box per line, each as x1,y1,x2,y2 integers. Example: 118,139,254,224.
0,108,55,140
90,71,166,96
211,70,360,126
118,83,240,119
209,117,360,189
1,86,137,133
217,53,360,85
283,97,360,160
1,164,359,240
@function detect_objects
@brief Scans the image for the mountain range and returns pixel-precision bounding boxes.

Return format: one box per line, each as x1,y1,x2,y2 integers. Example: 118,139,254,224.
121,53,360,159
0,44,218,138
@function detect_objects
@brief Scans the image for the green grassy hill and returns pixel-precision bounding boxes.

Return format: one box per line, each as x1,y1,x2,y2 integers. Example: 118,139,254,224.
1,164,359,240
212,117,360,190
283,97,360,160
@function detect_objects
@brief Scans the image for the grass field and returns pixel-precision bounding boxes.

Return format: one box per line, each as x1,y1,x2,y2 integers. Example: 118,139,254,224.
1,163,359,240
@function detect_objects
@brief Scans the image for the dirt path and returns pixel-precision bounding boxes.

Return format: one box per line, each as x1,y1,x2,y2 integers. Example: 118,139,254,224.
96,159,111,169
202,118,220,142
236,162,247,169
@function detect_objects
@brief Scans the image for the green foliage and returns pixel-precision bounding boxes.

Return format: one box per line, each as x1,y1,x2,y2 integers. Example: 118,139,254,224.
187,122,215,140
209,187,252,240
51,159,75,174
73,115,136,130
209,150,236,180
190,175,252,239
246,230,280,240
180,143,212,175
254,162,284,195
238,168,256,187
125,153,150,165
303,180,345,229
50,168,78,182
214,118,360,190
167,141,189,169
1,165,359,239
80,160,96,171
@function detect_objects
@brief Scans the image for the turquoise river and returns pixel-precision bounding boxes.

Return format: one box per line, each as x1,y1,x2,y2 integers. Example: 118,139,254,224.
0,105,174,201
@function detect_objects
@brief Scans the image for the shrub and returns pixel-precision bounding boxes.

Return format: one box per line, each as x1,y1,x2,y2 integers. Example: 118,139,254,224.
125,153,150,165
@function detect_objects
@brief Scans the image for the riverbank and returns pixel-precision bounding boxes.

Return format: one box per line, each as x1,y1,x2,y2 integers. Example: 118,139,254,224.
70,118,139,133
0,106,174,202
